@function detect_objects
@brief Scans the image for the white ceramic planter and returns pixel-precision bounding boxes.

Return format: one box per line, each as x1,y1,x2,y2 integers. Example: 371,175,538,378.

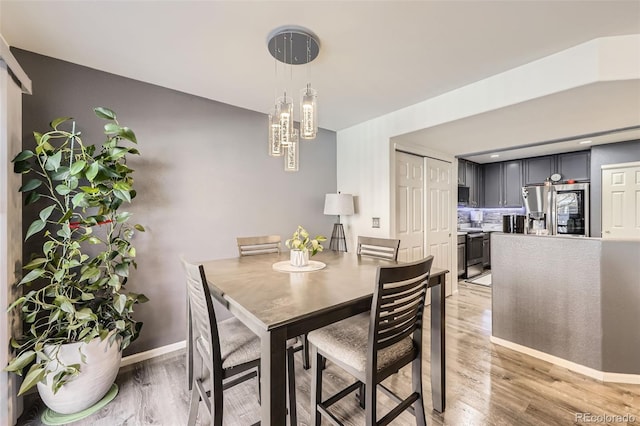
37,334,122,414
290,249,309,267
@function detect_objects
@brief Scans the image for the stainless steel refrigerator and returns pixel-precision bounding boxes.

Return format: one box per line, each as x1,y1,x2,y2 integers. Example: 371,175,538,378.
521,183,590,237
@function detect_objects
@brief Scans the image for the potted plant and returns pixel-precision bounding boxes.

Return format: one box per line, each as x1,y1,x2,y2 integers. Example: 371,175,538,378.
4,107,147,414
285,225,326,266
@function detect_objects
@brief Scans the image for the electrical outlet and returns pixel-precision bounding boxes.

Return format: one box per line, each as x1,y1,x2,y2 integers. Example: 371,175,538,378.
372,217,380,228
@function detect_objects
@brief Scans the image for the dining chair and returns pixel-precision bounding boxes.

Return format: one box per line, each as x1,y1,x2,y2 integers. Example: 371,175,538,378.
236,234,312,369
308,256,434,426
357,236,401,261
237,235,281,256
181,259,297,426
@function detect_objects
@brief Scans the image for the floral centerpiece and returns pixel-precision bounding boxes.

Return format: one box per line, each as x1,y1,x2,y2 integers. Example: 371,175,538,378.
285,225,326,266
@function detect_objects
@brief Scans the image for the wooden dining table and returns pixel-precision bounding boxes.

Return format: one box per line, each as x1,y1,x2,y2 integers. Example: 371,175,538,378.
201,250,448,425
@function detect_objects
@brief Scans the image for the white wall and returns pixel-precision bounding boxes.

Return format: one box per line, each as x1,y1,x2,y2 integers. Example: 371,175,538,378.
1,35,30,426
336,35,640,290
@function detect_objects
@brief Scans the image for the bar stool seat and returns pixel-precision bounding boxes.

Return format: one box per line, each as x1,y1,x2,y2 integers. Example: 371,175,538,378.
308,313,415,375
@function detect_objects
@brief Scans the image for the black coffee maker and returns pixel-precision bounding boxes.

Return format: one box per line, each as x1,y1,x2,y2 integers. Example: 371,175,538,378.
502,214,525,233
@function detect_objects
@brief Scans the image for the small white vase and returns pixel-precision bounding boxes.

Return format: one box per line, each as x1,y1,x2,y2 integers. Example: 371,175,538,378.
290,249,310,267
37,333,122,414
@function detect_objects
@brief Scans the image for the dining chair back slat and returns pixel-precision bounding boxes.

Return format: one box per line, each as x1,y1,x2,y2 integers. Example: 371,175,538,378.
237,235,281,256
357,236,401,261
371,259,432,355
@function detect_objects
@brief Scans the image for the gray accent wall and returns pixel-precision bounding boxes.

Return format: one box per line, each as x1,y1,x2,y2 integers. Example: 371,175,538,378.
590,139,640,237
13,49,337,355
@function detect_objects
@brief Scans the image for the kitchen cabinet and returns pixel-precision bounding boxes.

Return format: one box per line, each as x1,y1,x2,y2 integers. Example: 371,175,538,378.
458,159,466,185
457,234,466,277
524,155,555,185
482,160,523,207
558,151,590,182
523,151,590,185
482,233,491,268
458,159,482,207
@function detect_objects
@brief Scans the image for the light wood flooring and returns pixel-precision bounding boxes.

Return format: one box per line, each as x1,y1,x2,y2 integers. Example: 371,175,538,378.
18,282,640,425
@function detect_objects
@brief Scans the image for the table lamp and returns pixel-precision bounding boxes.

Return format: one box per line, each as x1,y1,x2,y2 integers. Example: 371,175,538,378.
323,193,354,252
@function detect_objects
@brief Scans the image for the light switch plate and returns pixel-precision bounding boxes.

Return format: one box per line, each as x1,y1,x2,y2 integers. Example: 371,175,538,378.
372,217,380,228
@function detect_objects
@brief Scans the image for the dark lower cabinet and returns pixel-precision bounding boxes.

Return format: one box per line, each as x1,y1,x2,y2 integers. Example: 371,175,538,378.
457,235,466,277
482,233,491,268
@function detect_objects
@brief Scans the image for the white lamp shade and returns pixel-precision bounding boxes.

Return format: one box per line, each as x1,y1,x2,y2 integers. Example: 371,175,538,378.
324,193,354,216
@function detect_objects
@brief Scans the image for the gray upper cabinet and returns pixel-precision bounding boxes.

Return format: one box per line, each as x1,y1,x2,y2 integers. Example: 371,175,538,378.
458,159,482,207
458,159,466,185
482,163,502,207
482,160,523,207
522,151,590,185
503,160,523,207
524,155,555,185
557,151,590,182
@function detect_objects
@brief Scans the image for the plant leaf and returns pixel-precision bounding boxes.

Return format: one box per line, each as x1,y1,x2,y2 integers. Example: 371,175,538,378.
114,294,127,314
25,219,46,240
116,212,132,223
104,123,119,134
69,160,86,175
19,269,45,285
85,162,99,182
134,224,145,232
113,188,131,203
79,186,99,194
55,184,71,195
58,209,73,224
4,351,36,373
50,117,72,129
72,193,87,208
12,150,35,162
13,160,31,174
25,191,41,206
94,107,116,120
43,240,56,255
18,364,47,395
80,266,100,282
19,179,42,193
39,205,55,223
57,223,71,240
115,262,129,278
118,127,137,143
23,257,48,270
7,296,26,311
44,151,62,172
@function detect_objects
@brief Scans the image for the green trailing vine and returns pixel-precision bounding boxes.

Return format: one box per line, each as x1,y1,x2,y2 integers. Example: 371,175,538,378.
5,107,147,395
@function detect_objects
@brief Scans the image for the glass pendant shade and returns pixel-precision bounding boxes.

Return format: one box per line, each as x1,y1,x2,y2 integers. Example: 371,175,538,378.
276,95,294,147
268,110,283,156
284,129,299,172
300,85,318,140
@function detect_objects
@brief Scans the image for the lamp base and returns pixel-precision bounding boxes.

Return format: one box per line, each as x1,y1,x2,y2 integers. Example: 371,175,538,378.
329,223,348,252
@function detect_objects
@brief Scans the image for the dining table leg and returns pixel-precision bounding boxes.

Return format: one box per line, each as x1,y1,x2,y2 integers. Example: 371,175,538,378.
260,327,288,425
430,275,446,413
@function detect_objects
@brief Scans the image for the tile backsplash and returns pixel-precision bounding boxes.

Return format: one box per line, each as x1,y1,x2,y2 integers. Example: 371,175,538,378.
458,207,525,225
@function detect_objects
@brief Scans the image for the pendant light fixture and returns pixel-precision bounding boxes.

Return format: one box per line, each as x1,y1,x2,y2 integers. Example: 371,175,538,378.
267,26,320,171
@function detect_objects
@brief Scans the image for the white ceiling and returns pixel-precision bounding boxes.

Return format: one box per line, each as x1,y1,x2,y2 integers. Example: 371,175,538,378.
2,1,640,157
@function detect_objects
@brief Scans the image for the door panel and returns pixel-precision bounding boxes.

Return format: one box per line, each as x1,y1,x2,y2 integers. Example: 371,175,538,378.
396,152,424,263
426,157,453,296
602,163,640,239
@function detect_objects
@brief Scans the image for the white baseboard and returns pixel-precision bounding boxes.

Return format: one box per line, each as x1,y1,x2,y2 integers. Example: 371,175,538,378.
490,336,640,384
120,340,186,368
